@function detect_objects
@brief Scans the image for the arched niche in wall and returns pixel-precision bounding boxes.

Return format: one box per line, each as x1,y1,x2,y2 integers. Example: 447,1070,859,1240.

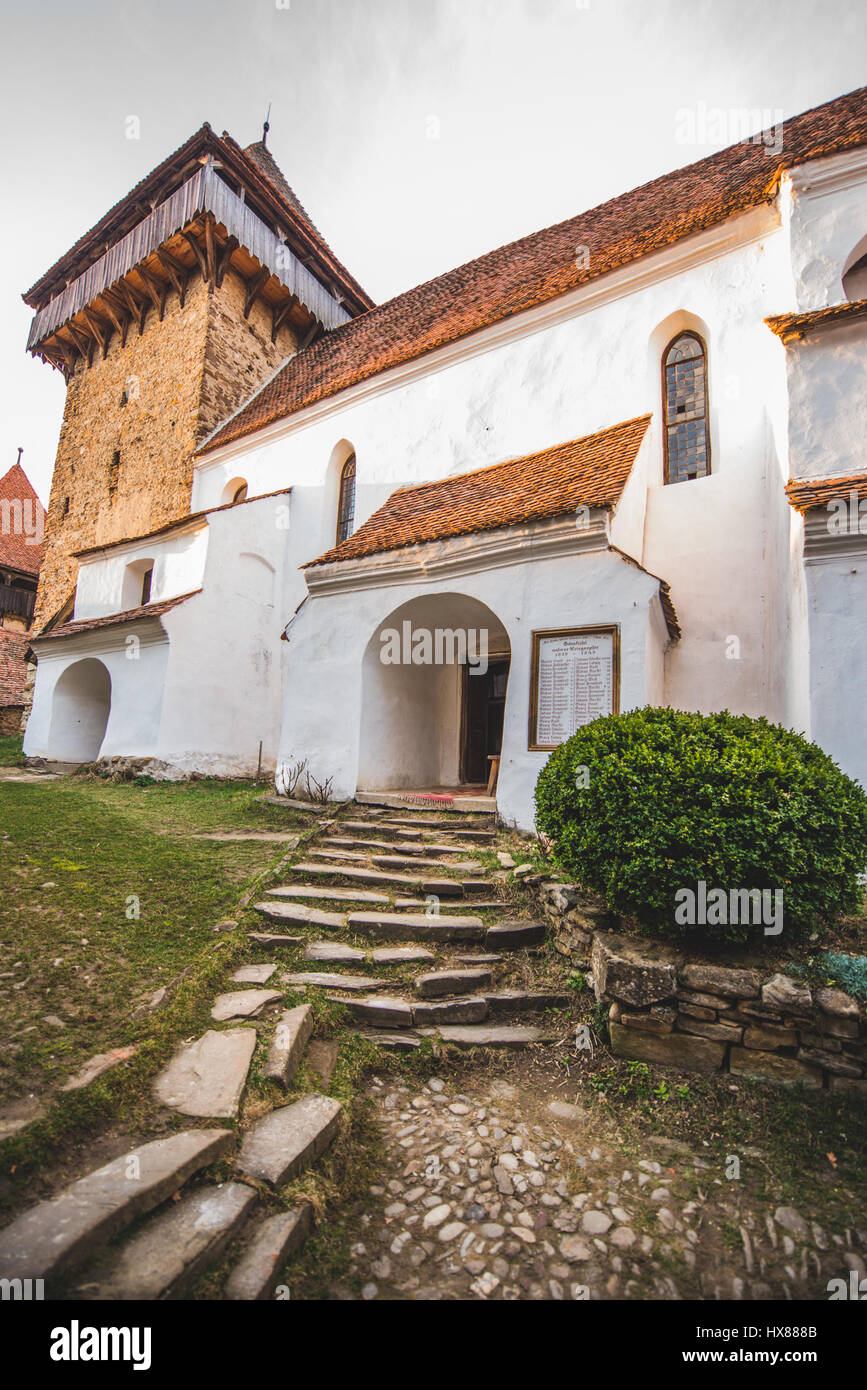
221,477,249,505
842,235,867,301
122,557,156,611
234,552,276,608
647,311,715,483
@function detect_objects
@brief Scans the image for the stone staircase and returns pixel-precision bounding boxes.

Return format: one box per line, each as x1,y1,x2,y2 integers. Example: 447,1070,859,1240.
0,798,569,1299
257,801,566,1051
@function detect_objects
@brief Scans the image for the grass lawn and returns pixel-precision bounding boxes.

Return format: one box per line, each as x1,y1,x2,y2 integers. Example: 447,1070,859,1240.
0,734,24,766
0,775,311,1105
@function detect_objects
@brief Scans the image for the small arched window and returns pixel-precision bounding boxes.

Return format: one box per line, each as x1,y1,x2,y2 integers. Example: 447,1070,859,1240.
662,332,710,484
336,453,356,543
232,482,248,504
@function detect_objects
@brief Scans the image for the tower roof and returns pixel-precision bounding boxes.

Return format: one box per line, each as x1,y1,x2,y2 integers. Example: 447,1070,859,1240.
0,462,46,577
24,124,371,316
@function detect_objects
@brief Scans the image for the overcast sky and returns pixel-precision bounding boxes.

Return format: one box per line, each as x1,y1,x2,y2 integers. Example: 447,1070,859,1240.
2,0,865,504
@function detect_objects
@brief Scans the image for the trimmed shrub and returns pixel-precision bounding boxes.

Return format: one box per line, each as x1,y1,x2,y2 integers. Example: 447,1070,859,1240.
534,707,867,945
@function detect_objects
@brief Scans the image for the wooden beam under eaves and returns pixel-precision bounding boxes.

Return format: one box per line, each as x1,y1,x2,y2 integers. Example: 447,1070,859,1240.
271,295,297,342
216,235,239,288
155,247,190,307
181,228,208,281
243,266,270,319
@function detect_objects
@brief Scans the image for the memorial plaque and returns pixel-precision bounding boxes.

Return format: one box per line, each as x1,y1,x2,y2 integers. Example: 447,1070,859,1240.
528,626,619,750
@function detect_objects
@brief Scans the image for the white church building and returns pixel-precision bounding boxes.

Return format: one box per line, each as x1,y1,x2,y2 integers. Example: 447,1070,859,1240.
23,87,867,830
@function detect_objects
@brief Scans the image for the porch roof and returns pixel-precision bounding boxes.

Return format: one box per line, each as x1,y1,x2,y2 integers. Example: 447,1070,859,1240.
36,590,201,642
306,415,651,568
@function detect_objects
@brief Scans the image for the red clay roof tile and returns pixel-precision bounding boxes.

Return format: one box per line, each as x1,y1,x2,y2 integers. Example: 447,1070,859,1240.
201,85,867,455
0,463,46,577
38,590,201,642
785,474,867,511
307,415,650,567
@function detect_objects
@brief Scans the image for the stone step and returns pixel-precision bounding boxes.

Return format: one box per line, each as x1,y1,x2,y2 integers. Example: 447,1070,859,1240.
73,1182,256,1300
462,880,498,894
394,898,502,910
355,792,495,813
371,855,483,872
265,1004,314,1087
282,972,386,993
324,837,428,856
370,945,436,965
485,990,572,1015
346,911,485,942
232,964,279,985
328,995,415,1027
0,1129,233,1280
378,817,495,834
154,1030,257,1118
237,1094,342,1186
254,900,345,929
247,932,305,950
224,1205,314,1300
289,863,465,895
303,941,367,963
456,952,503,964
268,885,390,905
417,1024,556,1048
485,921,547,950
340,820,423,839
413,996,489,1025
211,988,283,1022
309,847,370,864
352,1029,422,1051
414,967,493,997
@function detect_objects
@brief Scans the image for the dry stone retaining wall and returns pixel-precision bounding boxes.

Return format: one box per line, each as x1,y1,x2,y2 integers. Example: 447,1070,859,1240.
534,882,866,1094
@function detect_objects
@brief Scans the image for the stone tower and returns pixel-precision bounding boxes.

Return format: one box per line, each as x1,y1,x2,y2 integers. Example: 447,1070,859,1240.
23,124,371,626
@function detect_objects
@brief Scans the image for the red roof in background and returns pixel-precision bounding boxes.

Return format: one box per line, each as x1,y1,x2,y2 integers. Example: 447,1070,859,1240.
0,463,46,577
307,415,651,567
201,85,867,455
0,627,29,709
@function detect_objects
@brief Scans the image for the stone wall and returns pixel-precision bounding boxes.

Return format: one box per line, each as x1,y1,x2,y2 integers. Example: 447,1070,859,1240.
535,882,866,1094
35,269,298,628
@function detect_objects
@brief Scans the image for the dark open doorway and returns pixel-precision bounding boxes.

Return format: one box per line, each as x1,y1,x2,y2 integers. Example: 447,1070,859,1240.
460,659,510,785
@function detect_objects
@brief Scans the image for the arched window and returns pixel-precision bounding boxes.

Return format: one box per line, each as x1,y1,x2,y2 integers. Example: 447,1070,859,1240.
336,453,356,543
662,332,710,484
221,477,248,505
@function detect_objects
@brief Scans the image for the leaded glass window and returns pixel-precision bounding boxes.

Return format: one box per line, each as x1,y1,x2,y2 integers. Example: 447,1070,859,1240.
663,333,710,484
337,454,356,542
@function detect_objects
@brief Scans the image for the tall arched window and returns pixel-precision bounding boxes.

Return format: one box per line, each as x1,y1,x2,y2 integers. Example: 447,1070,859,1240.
336,453,356,542
662,332,710,484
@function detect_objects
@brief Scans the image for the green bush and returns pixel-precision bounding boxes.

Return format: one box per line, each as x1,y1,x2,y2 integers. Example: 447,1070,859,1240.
534,707,867,945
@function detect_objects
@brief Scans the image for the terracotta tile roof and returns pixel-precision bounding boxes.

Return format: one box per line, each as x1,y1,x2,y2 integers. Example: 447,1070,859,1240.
38,590,201,642
307,415,650,567
200,85,867,455
0,627,29,708
766,298,867,342
785,474,867,511
0,463,46,577
609,545,680,640
73,486,291,560
23,125,371,318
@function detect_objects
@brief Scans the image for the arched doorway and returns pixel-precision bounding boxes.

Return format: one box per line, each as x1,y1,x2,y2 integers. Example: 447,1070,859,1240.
359,593,511,793
48,659,111,762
